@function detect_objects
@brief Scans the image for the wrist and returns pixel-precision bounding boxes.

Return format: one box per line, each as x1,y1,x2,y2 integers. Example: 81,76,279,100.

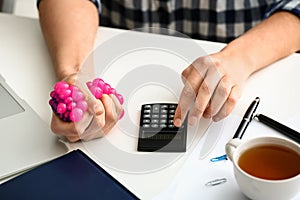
55,64,80,81
54,55,95,81
52,49,90,81
217,40,257,76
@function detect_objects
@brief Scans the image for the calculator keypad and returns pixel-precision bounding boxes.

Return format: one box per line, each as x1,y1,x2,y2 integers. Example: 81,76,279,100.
141,104,181,129
137,103,187,152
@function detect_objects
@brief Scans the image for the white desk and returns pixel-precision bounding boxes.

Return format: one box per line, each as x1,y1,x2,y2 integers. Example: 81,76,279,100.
1,13,300,199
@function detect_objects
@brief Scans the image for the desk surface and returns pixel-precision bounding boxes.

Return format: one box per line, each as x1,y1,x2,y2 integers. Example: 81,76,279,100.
1,13,300,199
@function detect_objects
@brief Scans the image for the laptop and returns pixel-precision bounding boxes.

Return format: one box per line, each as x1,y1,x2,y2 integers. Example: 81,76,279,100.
0,74,67,180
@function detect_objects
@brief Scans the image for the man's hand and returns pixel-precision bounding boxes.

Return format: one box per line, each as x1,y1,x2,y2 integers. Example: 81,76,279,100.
174,52,252,126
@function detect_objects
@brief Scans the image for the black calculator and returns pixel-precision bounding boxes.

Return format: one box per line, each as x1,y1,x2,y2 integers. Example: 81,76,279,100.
137,103,187,152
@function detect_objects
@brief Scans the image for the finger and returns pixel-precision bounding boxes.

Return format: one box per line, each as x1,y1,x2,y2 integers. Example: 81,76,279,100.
101,94,121,124
188,64,222,125
181,65,192,83
80,94,121,141
209,76,233,117
174,78,199,127
203,102,212,119
74,109,94,135
212,85,241,121
87,95,104,115
100,94,122,134
66,135,81,142
79,103,106,141
71,91,104,140
110,94,122,117
80,116,105,141
175,64,207,127
50,113,78,136
63,74,104,116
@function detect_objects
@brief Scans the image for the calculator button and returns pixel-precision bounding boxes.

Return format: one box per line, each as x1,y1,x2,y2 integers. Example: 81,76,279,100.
168,124,175,128
144,105,151,109
169,109,175,114
143,119,150,124
143,124,150,128
169,105,176,109
152,114,159,118
161,105,168,109
152,105,160,113
143,109,151,114
143,114,150,118
160,119,167,124
151,119,159,124
151,124,159,128
160,124,167,128
161,109,168,114
161,114,168,118
168,119,174,124
169,114,174,119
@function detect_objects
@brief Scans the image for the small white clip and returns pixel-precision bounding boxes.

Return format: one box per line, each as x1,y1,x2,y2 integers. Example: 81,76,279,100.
205,178,227,187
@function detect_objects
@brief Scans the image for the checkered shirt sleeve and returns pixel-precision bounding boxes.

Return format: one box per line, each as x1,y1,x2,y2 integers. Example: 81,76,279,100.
37,0,300,43
97,0,273,43
37,0,101,11
265,0,300,18
90,0,101,12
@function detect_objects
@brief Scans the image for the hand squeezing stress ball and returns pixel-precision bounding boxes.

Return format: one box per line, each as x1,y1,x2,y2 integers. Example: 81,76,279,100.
49,77,124,142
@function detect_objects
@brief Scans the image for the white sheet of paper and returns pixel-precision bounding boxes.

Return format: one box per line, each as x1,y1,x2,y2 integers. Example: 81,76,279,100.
154,113,300,200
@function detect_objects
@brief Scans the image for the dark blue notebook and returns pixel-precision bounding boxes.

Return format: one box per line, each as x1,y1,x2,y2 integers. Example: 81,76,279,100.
0,150,139,200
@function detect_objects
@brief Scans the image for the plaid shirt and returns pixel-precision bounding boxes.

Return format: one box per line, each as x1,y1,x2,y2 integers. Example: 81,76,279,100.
37,0,300,43
89,0,300,43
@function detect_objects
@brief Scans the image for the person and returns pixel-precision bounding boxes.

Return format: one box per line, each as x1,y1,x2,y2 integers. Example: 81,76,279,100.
37,0,300,142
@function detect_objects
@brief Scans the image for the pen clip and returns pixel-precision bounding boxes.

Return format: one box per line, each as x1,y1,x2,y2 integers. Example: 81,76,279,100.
233,97,260,139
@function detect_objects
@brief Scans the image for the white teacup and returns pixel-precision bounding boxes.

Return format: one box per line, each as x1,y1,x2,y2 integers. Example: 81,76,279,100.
226,137,300,200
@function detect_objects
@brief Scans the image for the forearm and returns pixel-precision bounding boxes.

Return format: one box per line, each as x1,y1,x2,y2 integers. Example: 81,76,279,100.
38,0,99,80
219,11,300,75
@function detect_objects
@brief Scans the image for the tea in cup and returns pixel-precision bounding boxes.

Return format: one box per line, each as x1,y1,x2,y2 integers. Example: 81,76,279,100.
226,137,300,200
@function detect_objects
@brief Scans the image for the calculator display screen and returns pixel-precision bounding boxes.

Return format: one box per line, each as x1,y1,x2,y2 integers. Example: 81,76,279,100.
142,131,182,141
